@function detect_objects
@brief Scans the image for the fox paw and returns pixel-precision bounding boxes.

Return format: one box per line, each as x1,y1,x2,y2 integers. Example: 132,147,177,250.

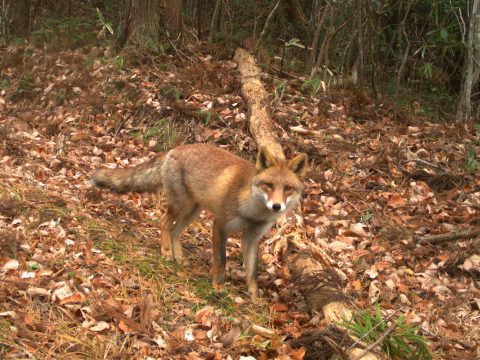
175,256,190,266
212,282,226,292
160,248,174,261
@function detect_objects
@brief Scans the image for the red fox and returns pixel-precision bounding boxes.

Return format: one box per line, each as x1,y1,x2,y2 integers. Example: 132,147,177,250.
91,143,307,299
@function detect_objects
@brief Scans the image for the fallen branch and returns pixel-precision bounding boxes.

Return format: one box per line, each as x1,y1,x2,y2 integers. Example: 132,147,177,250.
415,227,480,245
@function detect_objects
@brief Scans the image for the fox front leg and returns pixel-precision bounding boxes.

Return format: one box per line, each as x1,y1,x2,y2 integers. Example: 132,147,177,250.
242,223,273,300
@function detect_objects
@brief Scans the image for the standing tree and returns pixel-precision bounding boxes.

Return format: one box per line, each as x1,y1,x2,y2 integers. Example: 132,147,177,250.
165,0,183,39
2,0,31,40
116,0,183,51
457,0,480,122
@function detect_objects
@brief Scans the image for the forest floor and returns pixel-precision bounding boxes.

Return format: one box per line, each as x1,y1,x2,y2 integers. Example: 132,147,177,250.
0,36,479,359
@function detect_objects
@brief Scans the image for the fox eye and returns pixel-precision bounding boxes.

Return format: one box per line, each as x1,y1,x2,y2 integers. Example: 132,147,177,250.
263,182,274,189
285,185,293,192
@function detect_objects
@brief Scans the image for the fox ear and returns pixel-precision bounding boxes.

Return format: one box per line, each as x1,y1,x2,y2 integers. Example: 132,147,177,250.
256,146,277,172
288,153,308,178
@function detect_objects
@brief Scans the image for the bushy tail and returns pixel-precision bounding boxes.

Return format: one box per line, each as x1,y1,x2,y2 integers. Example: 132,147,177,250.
91,154,165,194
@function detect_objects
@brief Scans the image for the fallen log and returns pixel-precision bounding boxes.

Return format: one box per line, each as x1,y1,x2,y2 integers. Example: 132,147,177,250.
233,47,380,360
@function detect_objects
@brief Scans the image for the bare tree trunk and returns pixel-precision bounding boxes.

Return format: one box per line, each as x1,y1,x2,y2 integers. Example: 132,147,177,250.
473,0,480,83
2,0,31,40
196,0,203,40
457,0,480,122
255,0,281,51
209,0,221,41
356,0,364,88
116,0,162,51
307,3,328,72
366,3,379,98
313,4,335,73
164,0,183,39
394,0,412,118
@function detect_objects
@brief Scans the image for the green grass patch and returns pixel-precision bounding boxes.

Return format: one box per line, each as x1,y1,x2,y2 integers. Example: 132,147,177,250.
465,148,478,174
339,306,431,360
190,277,235,315
130,118,181,152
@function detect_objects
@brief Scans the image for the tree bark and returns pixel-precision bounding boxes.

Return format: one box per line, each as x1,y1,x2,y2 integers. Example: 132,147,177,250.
457,0,480,122
2,0,31,39
164,0,183,39
116,0,162,51
234,47,380,360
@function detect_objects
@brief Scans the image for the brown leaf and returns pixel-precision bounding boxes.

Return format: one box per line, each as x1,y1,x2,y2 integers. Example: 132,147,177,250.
286,346,306,360
270,303,289,312
118,319,133,334
388,195,406,208
24,313,35,329
59,293,85,305
194,305,215,327
352,280,362,291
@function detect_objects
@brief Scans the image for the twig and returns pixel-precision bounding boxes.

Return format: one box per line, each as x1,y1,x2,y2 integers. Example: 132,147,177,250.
352,322,397,360
323,335,349,360
403,158,445,171
415,227,480,245
347,313,395,352
255,0,281,51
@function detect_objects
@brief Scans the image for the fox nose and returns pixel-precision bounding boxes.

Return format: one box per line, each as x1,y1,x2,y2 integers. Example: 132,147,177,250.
272,203,282,212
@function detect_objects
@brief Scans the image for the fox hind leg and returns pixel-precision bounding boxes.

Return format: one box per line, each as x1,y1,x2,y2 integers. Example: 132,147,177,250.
160,207,176,261
160,201,200,264
170,205,200,264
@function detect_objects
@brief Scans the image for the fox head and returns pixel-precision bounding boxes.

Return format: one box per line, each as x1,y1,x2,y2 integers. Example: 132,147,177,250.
252,147,308,214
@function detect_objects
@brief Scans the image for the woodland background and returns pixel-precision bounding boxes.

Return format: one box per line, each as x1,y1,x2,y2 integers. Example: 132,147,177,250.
0,1,479,359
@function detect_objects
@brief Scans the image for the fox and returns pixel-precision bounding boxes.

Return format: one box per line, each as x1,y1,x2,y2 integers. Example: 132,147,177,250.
91,143,308,299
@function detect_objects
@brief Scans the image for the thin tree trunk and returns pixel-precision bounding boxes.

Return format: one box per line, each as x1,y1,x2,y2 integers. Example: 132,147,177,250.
472,0,480,83
394,0,412,117
255,0,281,51
196,0,203,40
209,0,221,41
457,0,480,122
313,4,335,73
307,3,328,72
356,0,364,88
